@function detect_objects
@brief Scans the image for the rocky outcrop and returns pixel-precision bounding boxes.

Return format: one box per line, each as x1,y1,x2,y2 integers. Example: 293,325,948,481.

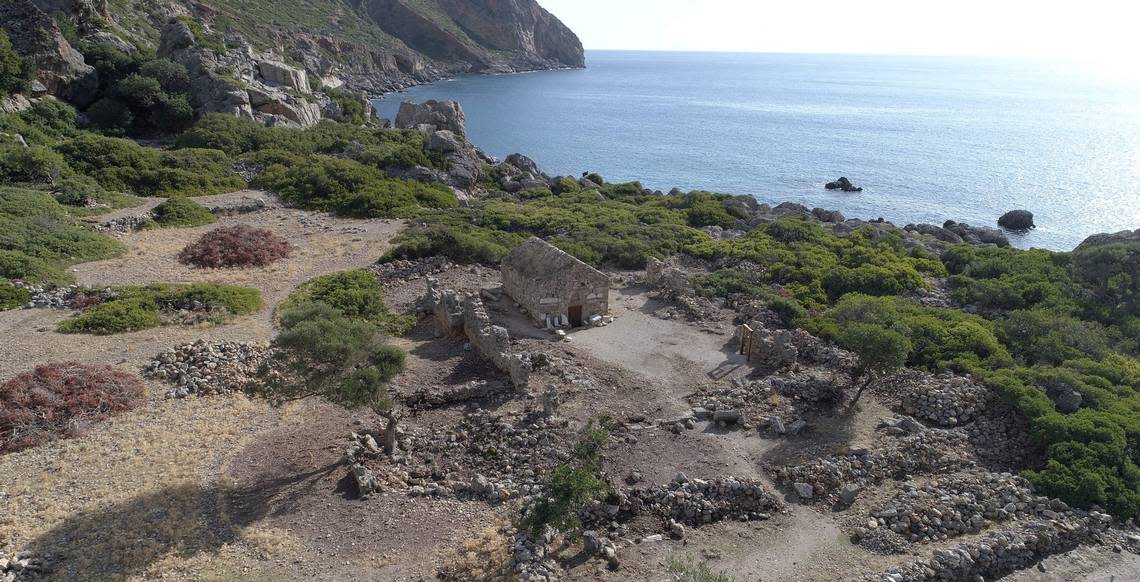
0,0,98,106
942,220,1010,247
826,177,863,192
998,209,1035,231
364,0,583,74
395,99,467,137
8,0,582,123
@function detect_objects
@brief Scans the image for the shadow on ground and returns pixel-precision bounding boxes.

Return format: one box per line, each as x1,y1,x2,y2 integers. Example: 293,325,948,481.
23,462,341,580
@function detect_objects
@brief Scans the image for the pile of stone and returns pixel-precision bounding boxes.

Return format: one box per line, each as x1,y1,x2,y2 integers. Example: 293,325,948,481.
771,370,847,402
0,551,44,581
403,380,509,410
370,257,453,286
144,340,270,397
965,410,1041,470
511,529,562,581
356,410,572,502
878,370,989,427
628,473,780,525
12,282,115,310
862,512,1113,581
861,472,1069,544
737,321,854,371
776,429,976,501
688,375,822,435
96,214,152,234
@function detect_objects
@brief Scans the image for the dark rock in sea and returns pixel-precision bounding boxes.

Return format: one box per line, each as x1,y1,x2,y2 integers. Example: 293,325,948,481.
998,210,1036,231
825,177,863,192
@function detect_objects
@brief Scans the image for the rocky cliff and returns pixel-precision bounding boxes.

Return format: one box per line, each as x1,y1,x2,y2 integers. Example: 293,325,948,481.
2,0,582,121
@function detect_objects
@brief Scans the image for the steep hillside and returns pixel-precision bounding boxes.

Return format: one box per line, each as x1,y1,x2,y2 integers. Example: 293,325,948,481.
4,0,582,98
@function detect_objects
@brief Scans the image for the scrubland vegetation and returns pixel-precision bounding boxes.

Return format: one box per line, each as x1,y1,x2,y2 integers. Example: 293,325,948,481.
0,362,146,452
178,225,290,268
58,283,262,335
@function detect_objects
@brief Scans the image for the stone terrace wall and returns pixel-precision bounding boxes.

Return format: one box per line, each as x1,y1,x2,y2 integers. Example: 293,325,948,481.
424,278,531,388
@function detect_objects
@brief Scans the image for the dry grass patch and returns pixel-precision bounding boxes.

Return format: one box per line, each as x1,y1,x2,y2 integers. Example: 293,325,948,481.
438,522,513,581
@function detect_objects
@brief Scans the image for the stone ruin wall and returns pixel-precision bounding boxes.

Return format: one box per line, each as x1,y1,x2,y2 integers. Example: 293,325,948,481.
501,264,608,329
423,278,531,388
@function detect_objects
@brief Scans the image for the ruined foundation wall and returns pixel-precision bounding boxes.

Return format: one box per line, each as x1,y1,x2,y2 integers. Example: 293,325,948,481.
423,278,531,388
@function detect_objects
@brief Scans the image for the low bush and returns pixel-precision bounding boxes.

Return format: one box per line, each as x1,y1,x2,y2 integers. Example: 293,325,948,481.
520,418,611,536
0,145,68,184
0,188,126,283
279,270,413,335
0,30,30,96
255,155,457,217
0,362,146,453
152,197,216,227
58,283,262,335
178,225,291,268
0,280,29,310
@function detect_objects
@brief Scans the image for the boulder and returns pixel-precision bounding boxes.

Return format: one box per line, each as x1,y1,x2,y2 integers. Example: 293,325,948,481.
258,60,311,93
395,100,467,138
905,223,964,244
794,482,814,499
943,220,1010,247
504,153,543,178
426,129,464,153
255,98,322,128
998,210,1035,231
825,177,863,192
158,19,197,57
839,483,863,506
1042,381,1083,414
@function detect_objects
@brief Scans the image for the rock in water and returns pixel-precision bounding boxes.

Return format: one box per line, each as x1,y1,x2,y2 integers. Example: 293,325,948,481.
998,210,1035,230
825,177,863,192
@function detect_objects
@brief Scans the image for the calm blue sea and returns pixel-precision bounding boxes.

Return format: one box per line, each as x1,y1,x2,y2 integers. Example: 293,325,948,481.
374,51,1140,250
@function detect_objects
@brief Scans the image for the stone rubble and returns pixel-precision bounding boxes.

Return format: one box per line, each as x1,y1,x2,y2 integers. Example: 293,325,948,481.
860,472,1071,545
144,340,270,397
0,551,44,582
877,370,989,427
369,257,453,287
860,512,1115,581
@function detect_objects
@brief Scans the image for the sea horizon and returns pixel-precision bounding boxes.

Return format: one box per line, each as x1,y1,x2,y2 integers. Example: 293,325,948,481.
376,50,1140,251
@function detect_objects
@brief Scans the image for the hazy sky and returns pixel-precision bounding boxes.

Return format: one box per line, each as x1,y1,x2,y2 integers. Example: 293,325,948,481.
540,0,1139,62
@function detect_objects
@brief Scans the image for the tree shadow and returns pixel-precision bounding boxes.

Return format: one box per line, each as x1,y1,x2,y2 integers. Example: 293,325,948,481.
23,462,341,580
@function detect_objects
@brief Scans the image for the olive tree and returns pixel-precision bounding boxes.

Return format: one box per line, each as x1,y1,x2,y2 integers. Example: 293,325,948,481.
262,301,406,452
838,322,911,407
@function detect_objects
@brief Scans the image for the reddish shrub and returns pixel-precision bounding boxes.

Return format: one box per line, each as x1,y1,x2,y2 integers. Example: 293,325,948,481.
0,362,146,453
177,224,292,268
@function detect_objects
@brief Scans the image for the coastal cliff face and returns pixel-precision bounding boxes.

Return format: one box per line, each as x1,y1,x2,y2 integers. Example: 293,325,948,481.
364,0,585,72
3,0,582,112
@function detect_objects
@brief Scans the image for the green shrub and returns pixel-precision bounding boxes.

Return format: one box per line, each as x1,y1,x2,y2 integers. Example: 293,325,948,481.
325,88,368,124
1073,239,1140,318
256,156,456,217
58,298,162,335
138,59,191,93
58,283,262,334
521,418,611,536
0,145,67,184
0,250,69,283
0,280,29,310
997,309,1113,366
151,197,216,227
280,270,413,335
551,176,580,195
0,188,126,283
0,30,29,96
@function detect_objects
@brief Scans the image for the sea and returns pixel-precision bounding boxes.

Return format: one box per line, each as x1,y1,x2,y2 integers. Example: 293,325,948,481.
373,51,1140,251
